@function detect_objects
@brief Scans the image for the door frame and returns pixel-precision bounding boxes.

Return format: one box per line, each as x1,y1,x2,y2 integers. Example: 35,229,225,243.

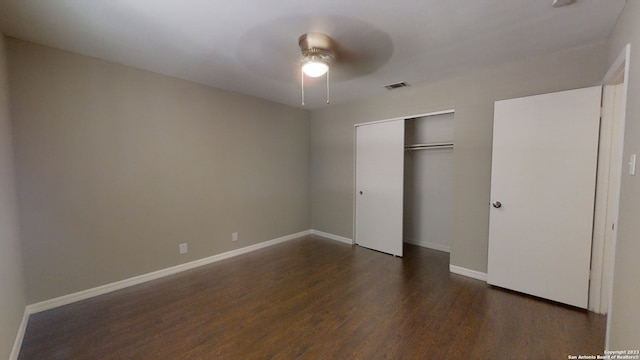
352,109,455,246
590,44,630,318
592,44,630,347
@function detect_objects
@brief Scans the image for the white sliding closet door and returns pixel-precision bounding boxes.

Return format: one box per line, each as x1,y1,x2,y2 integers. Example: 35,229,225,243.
488,86,601,308
355,119,404,257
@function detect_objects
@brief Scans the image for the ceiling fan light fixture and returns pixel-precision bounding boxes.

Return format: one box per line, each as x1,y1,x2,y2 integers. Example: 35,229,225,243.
302,57,329,77
298,32,336,106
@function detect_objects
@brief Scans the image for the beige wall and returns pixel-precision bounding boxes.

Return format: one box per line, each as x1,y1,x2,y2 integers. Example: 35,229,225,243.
7,39,311,304
0,35,26,358
605,1,640,349
310,43,607,273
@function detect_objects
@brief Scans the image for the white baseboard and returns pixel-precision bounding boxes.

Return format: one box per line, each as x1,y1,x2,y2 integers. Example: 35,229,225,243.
310,229,353,245
403,238,450,253
26,230,311,315
449,265,488,282
9,309,29,360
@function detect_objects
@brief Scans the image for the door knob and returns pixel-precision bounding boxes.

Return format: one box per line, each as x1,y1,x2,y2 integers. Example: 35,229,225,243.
492,201,502,208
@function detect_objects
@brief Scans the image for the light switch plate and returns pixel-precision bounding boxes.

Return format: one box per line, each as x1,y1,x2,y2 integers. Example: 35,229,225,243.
630,154,637,176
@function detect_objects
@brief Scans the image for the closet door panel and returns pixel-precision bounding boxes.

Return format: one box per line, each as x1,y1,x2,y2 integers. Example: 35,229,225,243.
355,120,404,256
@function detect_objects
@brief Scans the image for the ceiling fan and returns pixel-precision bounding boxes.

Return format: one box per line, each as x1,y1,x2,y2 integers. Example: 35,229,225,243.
235,16,393,108
298,32,336,106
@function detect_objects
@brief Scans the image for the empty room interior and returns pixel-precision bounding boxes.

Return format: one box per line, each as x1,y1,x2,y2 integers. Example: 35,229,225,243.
1,0,640,358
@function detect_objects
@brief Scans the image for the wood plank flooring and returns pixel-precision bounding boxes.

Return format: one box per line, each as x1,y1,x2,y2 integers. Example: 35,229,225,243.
18,236,606,359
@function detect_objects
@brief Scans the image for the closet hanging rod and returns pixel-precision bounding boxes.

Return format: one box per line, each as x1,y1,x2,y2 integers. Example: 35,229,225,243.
404,142,454,151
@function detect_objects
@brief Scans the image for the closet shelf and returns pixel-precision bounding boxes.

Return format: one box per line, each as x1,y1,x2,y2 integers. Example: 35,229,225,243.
405,142,454,151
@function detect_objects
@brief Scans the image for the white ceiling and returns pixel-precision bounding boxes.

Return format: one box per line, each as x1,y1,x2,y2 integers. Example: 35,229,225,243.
0,0,626,109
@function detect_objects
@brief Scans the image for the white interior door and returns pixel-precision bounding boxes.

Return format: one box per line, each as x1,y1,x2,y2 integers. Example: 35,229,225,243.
487,86,601,309
355,119,404,256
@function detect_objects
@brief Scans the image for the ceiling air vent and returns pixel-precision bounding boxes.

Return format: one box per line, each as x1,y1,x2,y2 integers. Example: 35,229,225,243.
552,0,574,7
384,82,409,90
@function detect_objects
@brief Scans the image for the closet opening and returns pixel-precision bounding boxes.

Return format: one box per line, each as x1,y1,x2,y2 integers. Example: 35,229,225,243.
403,111,454,253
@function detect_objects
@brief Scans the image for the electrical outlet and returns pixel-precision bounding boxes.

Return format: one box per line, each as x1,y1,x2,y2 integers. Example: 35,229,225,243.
179,243,188,254
232,232,238,242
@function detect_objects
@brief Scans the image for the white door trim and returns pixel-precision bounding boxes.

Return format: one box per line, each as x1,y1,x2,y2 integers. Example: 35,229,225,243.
353,109,455,127
591,84,624,314
596,43,630,347
591,44,629,314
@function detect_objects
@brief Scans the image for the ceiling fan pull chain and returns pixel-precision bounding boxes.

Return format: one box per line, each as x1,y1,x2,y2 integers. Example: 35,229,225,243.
301,68,305,107
326,68,330,104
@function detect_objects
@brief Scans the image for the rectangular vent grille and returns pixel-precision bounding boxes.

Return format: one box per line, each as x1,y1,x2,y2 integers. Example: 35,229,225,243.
384,82,409,90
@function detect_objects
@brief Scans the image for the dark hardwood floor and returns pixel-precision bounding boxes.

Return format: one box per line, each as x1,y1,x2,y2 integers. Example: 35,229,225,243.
19,236,606,359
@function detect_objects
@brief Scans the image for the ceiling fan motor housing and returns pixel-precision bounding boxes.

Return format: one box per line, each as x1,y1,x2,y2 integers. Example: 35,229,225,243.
299,32,336,65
